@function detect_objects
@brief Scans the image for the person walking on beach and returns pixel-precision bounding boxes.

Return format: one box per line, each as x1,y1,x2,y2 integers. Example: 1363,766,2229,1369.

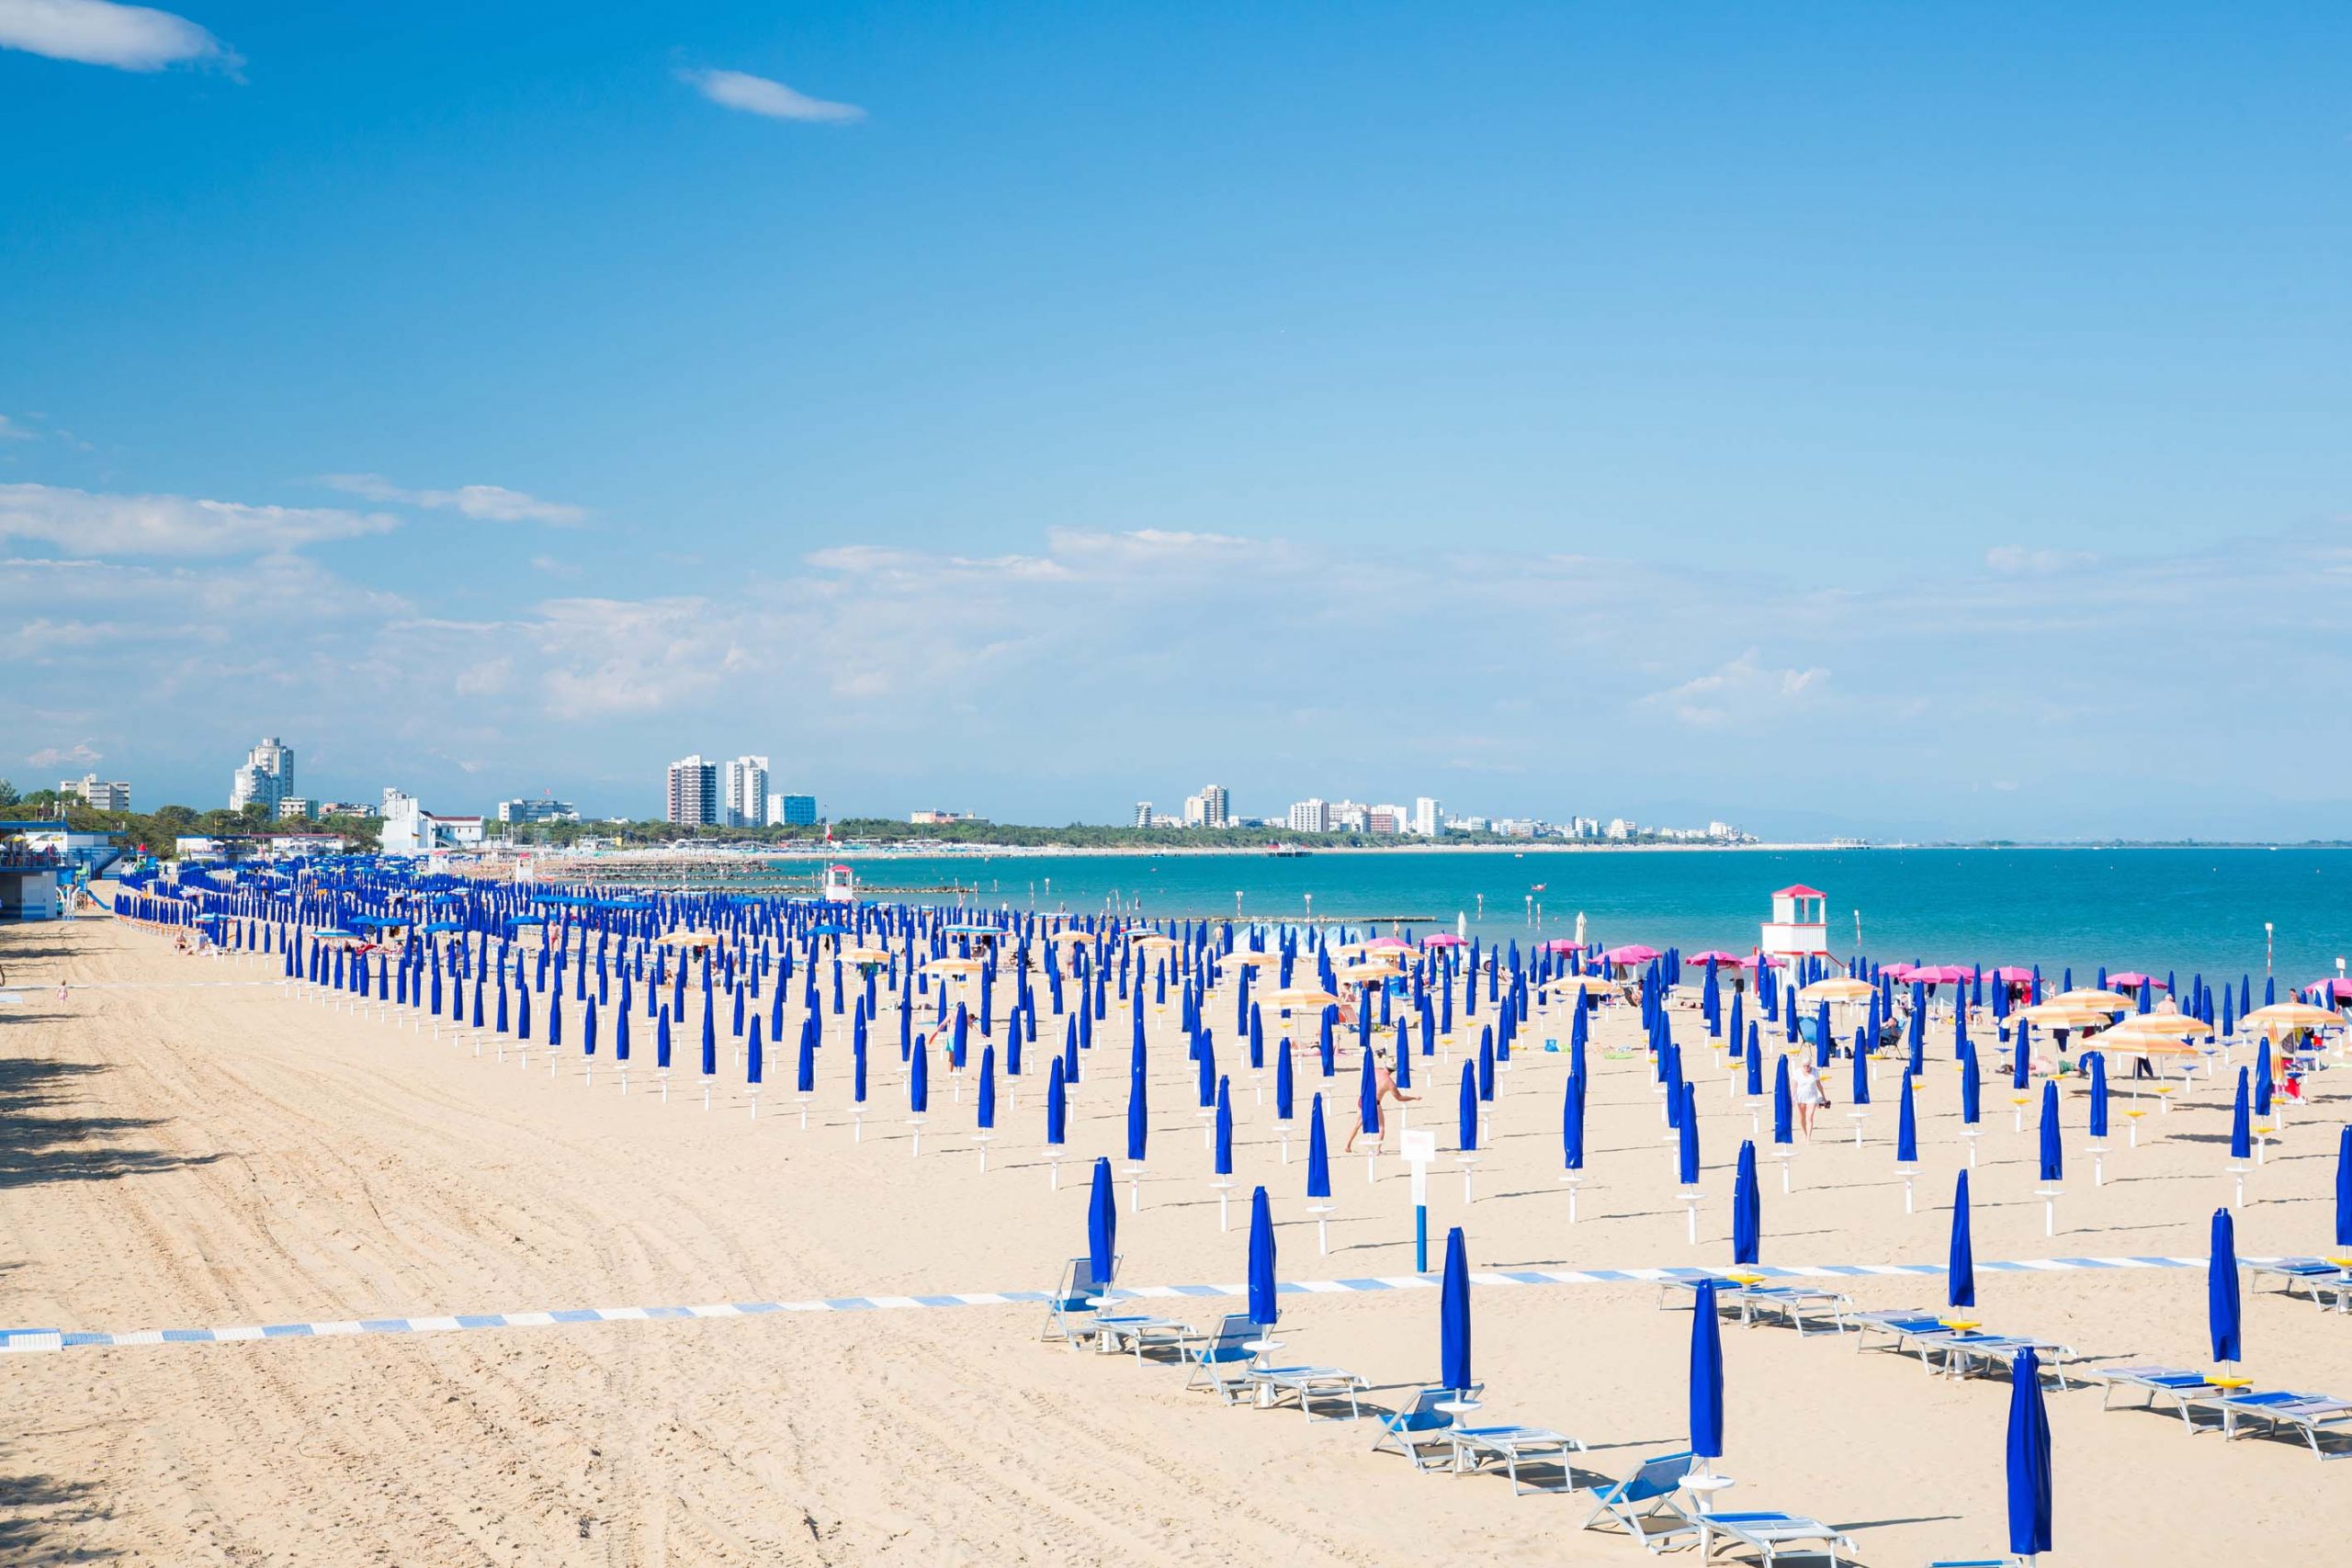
1790,1055,1829,1140
1343,1047,1418,1154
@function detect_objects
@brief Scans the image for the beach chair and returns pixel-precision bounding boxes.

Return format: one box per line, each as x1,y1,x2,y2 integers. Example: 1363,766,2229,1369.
1582,1450,1703,1552
1734,1285,1852,1338
1370,1382,1485,1472
1926,1331,2075,1389
1041,1255,1114,1347
2207,1390,2352,1459
1182,1314,1262,1404
1693,1509,1856,1565
2090,1365,2225,1431
1449,1423,1586,1495
1657,1273,1740,1312
2243,1257,2344,1306
1249,1363,1367,1421
1838,1308,1952,1357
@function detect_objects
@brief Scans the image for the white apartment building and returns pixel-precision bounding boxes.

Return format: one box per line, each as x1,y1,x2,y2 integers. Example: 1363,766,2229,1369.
666,756,719,826
379,790,484,855
1286,797,1329,833
276,797,316,821
1134,802,1154,828
62,773,131,811
1605,818,1634,840
723,755,770,827
230,737,294,813
1411,796,1442,837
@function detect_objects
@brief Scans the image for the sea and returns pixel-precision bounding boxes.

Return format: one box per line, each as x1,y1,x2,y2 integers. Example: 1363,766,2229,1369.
786,847,2352,987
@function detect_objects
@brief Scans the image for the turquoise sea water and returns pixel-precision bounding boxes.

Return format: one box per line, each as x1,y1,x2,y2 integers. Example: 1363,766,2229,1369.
817,848,2352,987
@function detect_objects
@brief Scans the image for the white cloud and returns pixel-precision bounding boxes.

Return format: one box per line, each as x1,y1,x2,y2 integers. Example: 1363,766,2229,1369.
677,67,865,124
0,415,34,441
1641,650,1830,728
321,473,586,525
0,482,397,556
0,0,237,72
27,739,101,768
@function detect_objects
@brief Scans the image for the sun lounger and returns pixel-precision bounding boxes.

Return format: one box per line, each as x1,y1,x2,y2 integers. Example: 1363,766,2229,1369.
1182,1314,1262,1404
1249,1363,1367,1421
1371,1383,1486,1472
1097,1312,1194,1363
1692,1508,1856,1565
2090,1365,2225,1431
2243,1257,2346,1305
1582,1450,1703,1552
1921,1330,2075,1388
1731,1285,1851,1337
1838,1308,1954,1356
1041,1255,1116,1346
2206,1390,2352,1459
1449,1423,1586,1495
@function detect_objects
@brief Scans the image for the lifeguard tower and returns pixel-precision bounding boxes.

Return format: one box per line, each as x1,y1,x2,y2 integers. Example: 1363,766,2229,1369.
1760,885,1832,968
821,863,858,903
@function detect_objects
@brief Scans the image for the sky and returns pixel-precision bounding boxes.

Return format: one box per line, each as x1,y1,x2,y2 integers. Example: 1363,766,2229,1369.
2,3,2347,838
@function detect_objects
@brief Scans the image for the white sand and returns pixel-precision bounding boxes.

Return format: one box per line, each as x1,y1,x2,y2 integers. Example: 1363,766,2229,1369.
3,914,2347,1564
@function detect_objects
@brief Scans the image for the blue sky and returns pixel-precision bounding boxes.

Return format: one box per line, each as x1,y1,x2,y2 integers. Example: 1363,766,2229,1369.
3,3,2347,837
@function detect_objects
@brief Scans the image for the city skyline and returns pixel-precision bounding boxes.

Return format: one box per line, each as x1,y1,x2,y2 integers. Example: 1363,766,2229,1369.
6,9,2351,840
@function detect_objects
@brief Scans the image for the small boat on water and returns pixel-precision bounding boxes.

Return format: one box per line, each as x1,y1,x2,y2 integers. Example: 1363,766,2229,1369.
1265,843,1310,858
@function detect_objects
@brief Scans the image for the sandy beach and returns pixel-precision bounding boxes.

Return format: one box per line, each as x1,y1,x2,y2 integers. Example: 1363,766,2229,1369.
4,912,2348,1565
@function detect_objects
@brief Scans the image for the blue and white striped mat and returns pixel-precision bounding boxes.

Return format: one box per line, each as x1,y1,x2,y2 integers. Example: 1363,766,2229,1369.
0,1254,2208,1356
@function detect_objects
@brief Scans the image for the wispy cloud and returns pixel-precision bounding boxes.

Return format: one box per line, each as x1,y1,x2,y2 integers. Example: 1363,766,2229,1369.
0,415,34,441
677,67,865,124
1639,650,1831,729
28,739,102,769
0,0,239,73
0,482,396,556
320,473,587,525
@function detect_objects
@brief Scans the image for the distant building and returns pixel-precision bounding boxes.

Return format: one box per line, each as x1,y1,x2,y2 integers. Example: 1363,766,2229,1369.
267,832,347,856
1133,801,1154,828
60,773,131,812
230,736,294,813
1411,796,1442,838
276,797,316,821
496,797,579,824
1286,797,1329,833
1366,807,1401,836
910,809,978,826
767,793,819,826
1329,800,1370,833
723,755,770,827
1604,818,1634,840
1193,784,1230,828
379,790,484,855
666,755,719,826
318,801,377,818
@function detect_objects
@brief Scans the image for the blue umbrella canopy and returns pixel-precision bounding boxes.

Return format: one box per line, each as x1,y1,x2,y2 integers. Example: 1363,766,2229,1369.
2005,1347,2053,1559
1849,1034,1871,1105
1357,1044,1381,1138
1731,1141,1759,1265
2229,1068,2252,1161
977,1044,997,1130
1306,1093,1332,1200
1561,1071,1586,1170
1960,1039,1982,1126
1125,1052,1148,1162
2086,1052,2108,1140
2337,1125,2352,1248
1247,1185,1278,1325
1456,1062,1479,1152
1896,1073,1919,1163
1275,1040,1295,1121
1046,1057,1068,1145
1439,1226,1472,1391
1214,1078,1234,1176
1949,1169,1976,1306
1771,1054,1793,1146
1676,1083,1701,1187
2037,1080,2063,1183
745,1017,763,1085
2254,1039,2273,1118
910,1032,930,1113
2209,1207,2241,1365
1087,1156,1116,1286
1689,1278,1724,1461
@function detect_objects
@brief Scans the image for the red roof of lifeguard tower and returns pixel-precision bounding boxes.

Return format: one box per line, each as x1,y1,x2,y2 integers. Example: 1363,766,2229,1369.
1773,885,1826,900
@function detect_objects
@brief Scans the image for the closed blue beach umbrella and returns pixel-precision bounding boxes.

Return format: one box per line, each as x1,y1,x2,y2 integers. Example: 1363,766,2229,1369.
1849,1036,1871,1106
1306,1094,1332,1199
1088,1156,1116,1285
2006,1347,2053,1561
700,1000,716,1076
746,1017,763,1085
1357,1046,1381,1139
1126,1053,1149,1161
1215,1078,1234,1174
2086,1053,2108,1140
1744,1025,1762,1096
2209,1207,2241,1364
2037,1080,2063,1182
1960,1040,1982,1125
2337,1125,2352,1247
1276,1040,1295,1120
1896,1073,1918,1163
657,1005,673,1068
1439,1226,1473,1390
2254,1038,2272,1118
1949,1170,1975,1306
977,1044,997,1130
2229,1068,2252,1161
1247,1185,1277,1325
1689,1278,1724,1461
1771,1055,1793,1146
1677,1083,1700,1186
1732,1141,1759,1264
1456,1062,1478,1151
910,1033,930,1113
1046,1058,1068,1145
1561,1072,1586,1170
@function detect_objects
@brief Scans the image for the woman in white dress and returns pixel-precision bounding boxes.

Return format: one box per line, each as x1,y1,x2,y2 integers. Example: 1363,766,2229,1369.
1789,1055,1829,1140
